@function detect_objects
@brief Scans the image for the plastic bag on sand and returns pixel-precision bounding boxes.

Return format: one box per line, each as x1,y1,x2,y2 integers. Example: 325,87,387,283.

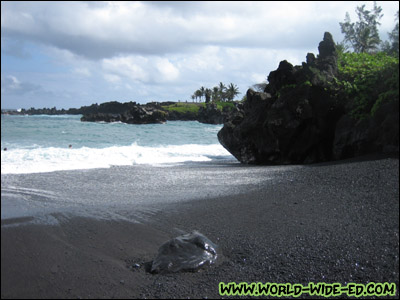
151,231,218,274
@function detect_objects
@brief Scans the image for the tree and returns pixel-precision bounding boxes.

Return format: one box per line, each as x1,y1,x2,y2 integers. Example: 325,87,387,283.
340,2,383,53
382,10,399,57
226,83,240,101
218,82,227,102
195,90,202,102
212,86,220,102
190,82,240,103
205,88,212,103
199,86,206,102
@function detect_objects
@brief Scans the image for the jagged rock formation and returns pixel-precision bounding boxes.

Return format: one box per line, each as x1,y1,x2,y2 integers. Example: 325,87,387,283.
333,100,399,159
81,103,167,124
218,32,343,164
197,103,229,124
80,101,231,124
219,32,400,165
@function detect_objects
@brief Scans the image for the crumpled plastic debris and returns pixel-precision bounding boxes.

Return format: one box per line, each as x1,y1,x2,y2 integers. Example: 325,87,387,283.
151,231,218,274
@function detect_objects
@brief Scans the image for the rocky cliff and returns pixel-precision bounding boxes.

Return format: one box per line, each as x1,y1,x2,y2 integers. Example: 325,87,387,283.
81,103,167,124
81,102,230,125
218,32,399,164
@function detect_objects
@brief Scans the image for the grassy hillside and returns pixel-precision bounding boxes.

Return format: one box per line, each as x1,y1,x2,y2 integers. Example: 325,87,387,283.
160,102,205,114
160,101,237,114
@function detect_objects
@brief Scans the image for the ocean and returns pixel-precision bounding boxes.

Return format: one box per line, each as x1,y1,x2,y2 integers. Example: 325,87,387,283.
1,114,234,174
2,114,276,225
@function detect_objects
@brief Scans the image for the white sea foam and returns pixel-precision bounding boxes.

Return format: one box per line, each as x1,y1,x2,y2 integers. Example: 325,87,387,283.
1,143,233,174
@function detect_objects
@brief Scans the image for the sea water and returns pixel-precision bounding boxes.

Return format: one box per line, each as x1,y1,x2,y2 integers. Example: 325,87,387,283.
1,114,234,174
1,115,280,225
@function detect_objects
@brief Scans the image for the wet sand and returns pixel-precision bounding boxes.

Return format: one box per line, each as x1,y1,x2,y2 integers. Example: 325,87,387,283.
1,156,399,298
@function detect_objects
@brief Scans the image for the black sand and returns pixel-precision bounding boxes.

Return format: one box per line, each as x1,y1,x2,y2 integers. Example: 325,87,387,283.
1,156,399,298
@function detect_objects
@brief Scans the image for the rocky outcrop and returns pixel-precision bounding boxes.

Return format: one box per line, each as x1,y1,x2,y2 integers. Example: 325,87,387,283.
151,231,218,274
218,87,341,164
165,110,198,121
121,105,167,124
197,103,229,124
218,33,342,164
80,113,122,123
333,100,399,159
80,101,236,124
218,32,398,164
81,103,167,124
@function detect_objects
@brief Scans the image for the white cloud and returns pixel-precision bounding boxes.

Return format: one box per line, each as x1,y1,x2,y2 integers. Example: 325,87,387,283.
1,1,399,108
101,55,180,84
5,75,20,89
1,75,41,95
178,46,224,72
74,67,91,77
0,1,351,59
103,73,121,83
2,1,398,60
102,56,149,83
251,73,267,84
155,58,179,82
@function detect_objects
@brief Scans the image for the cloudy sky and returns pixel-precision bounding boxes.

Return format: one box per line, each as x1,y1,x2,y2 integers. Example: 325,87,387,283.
1,1,398,109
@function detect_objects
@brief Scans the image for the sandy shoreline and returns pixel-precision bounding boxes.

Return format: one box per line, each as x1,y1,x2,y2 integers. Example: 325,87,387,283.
1,156,399,298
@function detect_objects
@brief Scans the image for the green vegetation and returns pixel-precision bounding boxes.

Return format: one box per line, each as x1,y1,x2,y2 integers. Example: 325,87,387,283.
192,82,241,103
332,3,399,120
161,100,237,113
214,101,236,111
334,51,399,119
161,100,238,115
160,102,205,114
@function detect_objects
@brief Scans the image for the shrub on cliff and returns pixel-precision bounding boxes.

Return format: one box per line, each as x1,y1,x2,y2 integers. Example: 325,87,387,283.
334,51,399,120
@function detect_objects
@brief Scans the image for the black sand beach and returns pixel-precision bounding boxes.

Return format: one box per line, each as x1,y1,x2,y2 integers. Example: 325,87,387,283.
1,156,399,298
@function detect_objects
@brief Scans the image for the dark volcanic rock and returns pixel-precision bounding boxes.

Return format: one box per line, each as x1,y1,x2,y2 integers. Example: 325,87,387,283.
80,113,121,123
81,103,167,124
151,231,218,274
265,60,296,95
218,32,342,164
218,87,340,164
333,100,399,159
166,110,198,121
218,31,398,165
121,105,167,124
197,103,227,124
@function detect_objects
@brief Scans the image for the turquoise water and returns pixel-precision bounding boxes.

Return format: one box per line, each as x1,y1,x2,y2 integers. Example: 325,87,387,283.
1,115,233,174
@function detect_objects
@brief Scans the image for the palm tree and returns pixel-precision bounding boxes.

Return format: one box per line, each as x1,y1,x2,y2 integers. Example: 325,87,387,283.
226,83,240,101
205,88,212,103
195,90,202,102
212,86,220,102
199,86,206,102
218,82,226,102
